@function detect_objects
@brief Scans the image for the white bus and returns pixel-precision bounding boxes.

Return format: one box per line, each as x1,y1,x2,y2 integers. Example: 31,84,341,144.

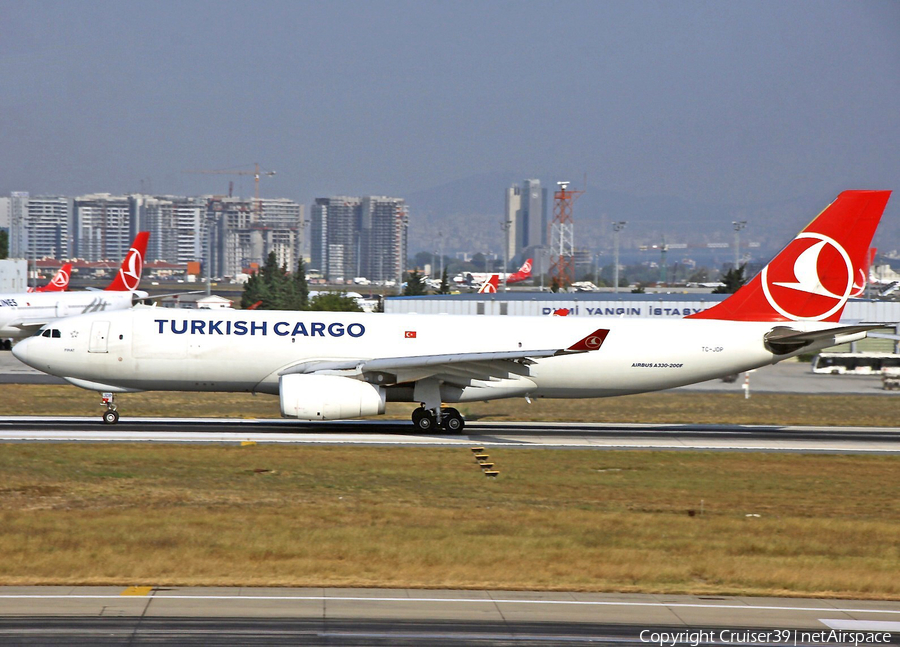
811,352,900,375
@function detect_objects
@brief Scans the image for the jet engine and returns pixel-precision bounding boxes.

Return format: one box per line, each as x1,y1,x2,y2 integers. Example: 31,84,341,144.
279,374,386,420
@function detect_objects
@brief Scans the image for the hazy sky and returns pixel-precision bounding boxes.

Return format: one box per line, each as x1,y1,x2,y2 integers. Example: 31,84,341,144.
2,0,898,210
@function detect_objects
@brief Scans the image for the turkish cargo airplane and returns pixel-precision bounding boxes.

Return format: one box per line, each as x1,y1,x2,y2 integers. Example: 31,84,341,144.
455,258,532,288
28,263,73,293
0,232,149,346
12,191,892,430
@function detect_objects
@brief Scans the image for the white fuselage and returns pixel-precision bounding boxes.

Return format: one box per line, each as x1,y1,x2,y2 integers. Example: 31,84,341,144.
11,306,839,402
0,291,140,340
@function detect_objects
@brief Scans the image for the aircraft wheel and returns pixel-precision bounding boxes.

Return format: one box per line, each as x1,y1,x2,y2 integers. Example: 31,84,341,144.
103,410,119,425
411,408,436,431
441,408,464,433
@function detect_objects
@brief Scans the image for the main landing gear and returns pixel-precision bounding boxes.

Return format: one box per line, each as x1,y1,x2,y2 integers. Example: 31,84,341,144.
101,392,119,424
411,406,464,433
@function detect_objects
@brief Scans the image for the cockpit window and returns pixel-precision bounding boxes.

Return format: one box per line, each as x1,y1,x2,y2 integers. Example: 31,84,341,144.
38,328,61,338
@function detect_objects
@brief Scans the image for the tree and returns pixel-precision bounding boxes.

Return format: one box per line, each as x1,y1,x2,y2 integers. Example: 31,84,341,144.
240,269,271,309
0,230,7,259
308,292,363,312
241,251,303,310
713,265,746,294
403,269,427,296
438,266,450,294
285,257,309,310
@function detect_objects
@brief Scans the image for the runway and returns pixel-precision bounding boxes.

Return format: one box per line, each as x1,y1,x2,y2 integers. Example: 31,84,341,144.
2,416,900,454
0,587,897,646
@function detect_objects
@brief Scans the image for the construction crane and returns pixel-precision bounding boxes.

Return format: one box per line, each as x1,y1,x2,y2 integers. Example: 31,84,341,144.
184,163,276,215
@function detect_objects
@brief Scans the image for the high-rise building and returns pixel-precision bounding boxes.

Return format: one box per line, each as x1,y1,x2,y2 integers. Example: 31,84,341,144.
205,196,305,278
8,193,74,262
311,196,408,283
522,179,547,249
505,179,547,261
360,196,408,283
73,193,132,261
503,186,521,264
131,195,206,264
0,197,10,230
310,197,360,281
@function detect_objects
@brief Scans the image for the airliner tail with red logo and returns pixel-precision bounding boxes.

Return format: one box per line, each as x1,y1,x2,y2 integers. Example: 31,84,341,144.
507,258,532,285
104,232,150,292
477,274,499,293
29,263,72,293
688,191,890,323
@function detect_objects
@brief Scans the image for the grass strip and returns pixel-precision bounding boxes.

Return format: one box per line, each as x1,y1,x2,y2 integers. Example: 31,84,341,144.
0,444,897,598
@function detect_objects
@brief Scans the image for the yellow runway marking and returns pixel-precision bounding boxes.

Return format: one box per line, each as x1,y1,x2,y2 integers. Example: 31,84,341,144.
121,586,153,596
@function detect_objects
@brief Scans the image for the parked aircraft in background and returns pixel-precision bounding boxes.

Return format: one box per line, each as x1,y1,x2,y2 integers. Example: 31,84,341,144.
454,258,532,289
28,263,72,293
12,191,892,431
0,232,149,348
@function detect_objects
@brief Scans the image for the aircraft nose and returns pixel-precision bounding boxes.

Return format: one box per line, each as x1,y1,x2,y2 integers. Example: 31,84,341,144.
11,338,29,365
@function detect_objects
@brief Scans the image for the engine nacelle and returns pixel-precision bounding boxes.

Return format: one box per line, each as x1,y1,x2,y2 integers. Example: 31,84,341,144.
279,374,386,420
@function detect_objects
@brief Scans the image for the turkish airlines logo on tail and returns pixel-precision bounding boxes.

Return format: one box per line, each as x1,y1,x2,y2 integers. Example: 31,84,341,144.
761,232,853,321
118,246,144,292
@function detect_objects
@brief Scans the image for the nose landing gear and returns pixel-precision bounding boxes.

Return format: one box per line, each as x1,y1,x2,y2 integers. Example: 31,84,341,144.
101,392,119,424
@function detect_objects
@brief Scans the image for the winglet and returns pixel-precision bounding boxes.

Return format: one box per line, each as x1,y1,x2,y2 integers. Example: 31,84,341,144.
566,328,610,352
105,232,149,292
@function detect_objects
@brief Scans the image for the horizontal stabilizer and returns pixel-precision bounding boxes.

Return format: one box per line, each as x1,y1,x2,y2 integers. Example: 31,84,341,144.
764,324,885,355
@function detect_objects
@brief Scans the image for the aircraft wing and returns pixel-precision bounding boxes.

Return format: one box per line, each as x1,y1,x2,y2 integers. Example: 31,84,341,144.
8,320,48,332
278,328,610,387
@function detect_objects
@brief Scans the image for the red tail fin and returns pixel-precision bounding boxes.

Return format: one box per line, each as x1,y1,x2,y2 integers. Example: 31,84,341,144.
688,191,890,322
33,263,72,292
507,258,533,284
478,274,499,293
105,232,149,292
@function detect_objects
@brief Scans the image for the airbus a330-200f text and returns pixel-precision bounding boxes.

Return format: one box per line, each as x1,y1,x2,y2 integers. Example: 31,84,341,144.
12,191,891,430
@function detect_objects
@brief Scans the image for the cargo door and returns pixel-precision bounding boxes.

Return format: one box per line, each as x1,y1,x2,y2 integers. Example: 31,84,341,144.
55,301,69,318
88,321,110,353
